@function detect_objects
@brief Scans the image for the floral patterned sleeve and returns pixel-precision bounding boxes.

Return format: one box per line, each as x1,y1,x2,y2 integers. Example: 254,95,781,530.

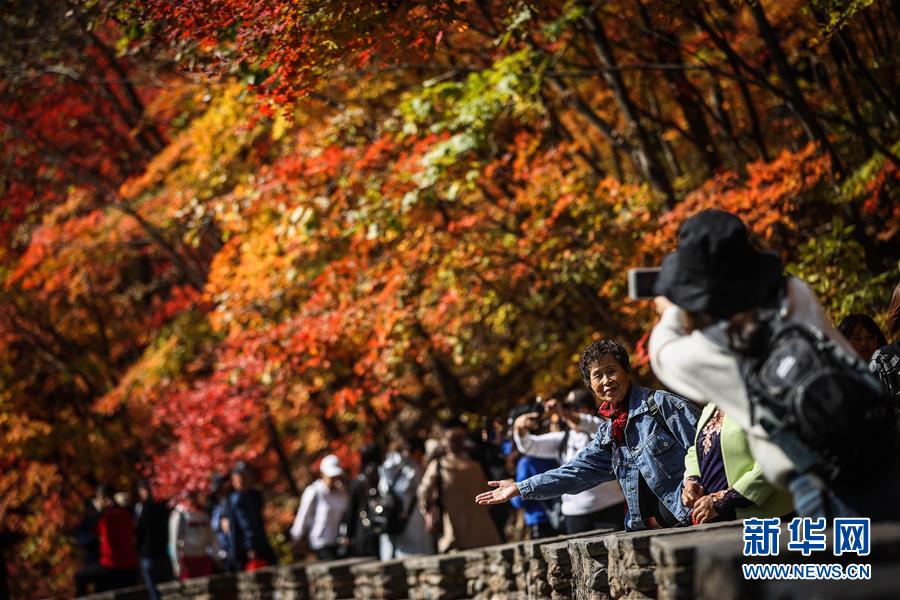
710,487,753,516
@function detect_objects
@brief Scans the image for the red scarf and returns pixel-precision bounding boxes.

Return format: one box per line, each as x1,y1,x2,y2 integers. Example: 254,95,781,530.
598,400,628,445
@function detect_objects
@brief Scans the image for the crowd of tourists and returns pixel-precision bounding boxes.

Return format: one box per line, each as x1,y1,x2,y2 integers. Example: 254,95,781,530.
74,463,276,598
73,210,900,598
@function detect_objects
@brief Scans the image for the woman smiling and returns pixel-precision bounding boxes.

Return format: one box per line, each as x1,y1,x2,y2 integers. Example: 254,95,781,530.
475,340,700,532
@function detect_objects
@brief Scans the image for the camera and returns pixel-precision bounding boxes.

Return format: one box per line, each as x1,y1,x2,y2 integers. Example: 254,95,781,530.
627,267,661,300
507,396,546,428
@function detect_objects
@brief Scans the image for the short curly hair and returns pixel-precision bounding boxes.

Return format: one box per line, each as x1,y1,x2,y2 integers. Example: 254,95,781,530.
579,339,631,389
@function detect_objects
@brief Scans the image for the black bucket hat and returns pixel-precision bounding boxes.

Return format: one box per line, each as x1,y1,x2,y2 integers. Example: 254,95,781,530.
653,209,783,319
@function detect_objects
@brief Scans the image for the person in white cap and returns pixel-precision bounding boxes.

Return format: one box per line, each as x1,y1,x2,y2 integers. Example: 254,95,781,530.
290,454,349,560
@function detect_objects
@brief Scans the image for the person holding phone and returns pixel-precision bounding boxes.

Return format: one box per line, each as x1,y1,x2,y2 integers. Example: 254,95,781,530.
509,403,559,539
513,388,626,533
476,339,699,532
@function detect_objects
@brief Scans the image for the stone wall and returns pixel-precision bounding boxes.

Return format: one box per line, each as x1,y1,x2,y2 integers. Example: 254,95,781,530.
79,521,900,600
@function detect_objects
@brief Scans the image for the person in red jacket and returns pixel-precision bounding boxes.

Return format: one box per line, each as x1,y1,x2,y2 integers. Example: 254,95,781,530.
96,484,139,591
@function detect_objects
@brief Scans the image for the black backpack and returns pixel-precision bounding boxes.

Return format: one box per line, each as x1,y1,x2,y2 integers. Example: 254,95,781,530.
725,301,896,484
369,474,411,536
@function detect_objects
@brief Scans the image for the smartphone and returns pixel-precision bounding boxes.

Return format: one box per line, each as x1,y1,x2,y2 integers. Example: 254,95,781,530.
627,267,661,300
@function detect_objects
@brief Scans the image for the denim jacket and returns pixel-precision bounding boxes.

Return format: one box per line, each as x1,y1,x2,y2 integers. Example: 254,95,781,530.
516,386,699,531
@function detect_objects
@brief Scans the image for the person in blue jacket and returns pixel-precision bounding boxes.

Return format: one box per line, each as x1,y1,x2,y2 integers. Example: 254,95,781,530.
477,339,699,531
208,473,236,572
229,462,276,569
509,449,558,539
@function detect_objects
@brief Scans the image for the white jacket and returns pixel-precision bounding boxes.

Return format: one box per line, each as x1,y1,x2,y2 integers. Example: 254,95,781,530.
290,479,349,550
168,505,217,562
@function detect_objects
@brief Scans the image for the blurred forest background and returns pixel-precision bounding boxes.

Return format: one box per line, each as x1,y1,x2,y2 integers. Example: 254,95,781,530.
1,0,897,595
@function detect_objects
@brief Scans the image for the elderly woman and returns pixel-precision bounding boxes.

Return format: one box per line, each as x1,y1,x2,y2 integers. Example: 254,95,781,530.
648,209,900,520
476,339,699,532
682,403,793,524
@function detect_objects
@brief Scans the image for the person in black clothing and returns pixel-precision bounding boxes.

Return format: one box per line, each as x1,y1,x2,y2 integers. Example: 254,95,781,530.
469,418,511,542
74,498,106,596
229,462,276,569
0,536,7,600
0,497,15,600
838,313,887,362
344,443,382,558
135,480,173,600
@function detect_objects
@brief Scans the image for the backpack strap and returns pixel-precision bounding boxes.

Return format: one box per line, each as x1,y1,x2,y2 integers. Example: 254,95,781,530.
646,394,673,440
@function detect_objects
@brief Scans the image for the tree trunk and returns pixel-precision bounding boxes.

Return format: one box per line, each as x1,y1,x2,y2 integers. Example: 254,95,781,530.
546,78,629,178
835,27,899,125
578,9,676,206
685,9,770,161
264,406,300,497
746,0,844,175
635,0,721,174
809,6,873,153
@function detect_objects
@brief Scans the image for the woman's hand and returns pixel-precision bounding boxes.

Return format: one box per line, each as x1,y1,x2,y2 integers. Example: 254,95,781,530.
544,399,564,416
653,295,674,316
691,495,719,524
513,412,541,437
475,480,520,505
681,478,705,508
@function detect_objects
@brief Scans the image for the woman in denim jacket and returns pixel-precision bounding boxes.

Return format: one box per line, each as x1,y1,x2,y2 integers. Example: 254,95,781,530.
476,340,700,532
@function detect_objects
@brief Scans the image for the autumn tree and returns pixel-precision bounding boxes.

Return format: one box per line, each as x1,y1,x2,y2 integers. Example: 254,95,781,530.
1,1,897,595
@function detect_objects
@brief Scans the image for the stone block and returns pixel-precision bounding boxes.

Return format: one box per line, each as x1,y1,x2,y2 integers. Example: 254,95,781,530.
352,557,408,600
306,557,373,600
477,540,525,598
521,529,605,599
650,524,743,600
78,586,149,600
404,553,469,600
567,530,616,600
237,565,279,599
187,573,241,600
272,563,310,600
157,580,187,600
